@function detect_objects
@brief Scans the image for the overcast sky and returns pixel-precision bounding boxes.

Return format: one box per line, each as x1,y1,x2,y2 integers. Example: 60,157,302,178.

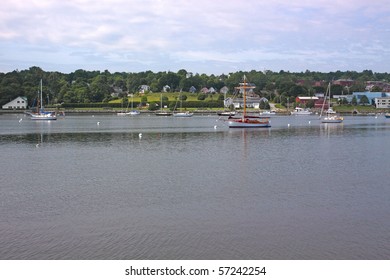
1,0,389,74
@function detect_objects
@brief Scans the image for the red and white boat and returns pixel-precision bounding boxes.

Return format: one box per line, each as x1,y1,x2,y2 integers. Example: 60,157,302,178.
227,76,270,128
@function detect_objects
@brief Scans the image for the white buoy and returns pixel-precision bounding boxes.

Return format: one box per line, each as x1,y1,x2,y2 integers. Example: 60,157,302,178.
139,133,142,139
36,143,40,148
214,125,217,129
309,121,311,124
97,122,100,126
288,123,290,127
19,118,22,123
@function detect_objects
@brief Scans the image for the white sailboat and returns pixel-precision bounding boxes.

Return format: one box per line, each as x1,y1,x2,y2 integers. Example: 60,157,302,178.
173,93,193,117
227,75,271,128
117,94,140,116
155,93,172,116
29,79,57,121
320,82,343,123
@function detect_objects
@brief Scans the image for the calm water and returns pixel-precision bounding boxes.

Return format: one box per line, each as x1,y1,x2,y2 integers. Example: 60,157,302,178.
1,113,390,260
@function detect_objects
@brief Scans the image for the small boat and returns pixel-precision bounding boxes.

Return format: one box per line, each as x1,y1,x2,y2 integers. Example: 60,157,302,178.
173,93,193,117
385,113,390,118
217,111,236,116
320,82,343,123
128,110,140,115
291,107,312,115
117,95,139,116
173,111,193,117
227,75,271,128
29,80,57,121
156,111,173,116
260,110,276,115
156,94,173,116
322,115,344,123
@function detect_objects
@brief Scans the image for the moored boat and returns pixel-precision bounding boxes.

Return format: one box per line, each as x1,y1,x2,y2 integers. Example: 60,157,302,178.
291,107,312,115
217,111,236,116
173,111,193,117
320,82,343,123
227,76,271,128
29,80,57,121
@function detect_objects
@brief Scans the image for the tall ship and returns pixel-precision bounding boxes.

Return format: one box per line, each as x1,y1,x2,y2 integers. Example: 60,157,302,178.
227,76,270,128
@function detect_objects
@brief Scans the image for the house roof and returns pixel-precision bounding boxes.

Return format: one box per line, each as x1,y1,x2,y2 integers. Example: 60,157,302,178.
297,96,319,100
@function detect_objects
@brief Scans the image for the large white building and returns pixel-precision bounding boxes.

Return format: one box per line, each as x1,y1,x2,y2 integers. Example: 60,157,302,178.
374,97,390,109
2,96,28,109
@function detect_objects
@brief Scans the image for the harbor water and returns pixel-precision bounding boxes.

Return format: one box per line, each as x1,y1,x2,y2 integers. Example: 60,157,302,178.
1,113,390,259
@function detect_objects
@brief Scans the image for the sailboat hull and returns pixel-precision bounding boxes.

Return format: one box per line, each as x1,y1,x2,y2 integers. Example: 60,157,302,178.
173,112,193,117
321,116,343,123
228,118,270,128
156,112,173,116
30,113,57,120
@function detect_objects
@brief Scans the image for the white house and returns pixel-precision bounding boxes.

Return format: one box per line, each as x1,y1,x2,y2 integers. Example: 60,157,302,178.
232,97,268,109
162,85,171,92
139,85,150,93
2,96,28,109
374,97,390,109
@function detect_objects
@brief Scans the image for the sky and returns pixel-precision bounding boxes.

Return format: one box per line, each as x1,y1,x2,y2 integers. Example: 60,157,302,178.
1,0,390,75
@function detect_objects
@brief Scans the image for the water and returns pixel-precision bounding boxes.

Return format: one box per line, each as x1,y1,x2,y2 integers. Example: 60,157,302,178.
1,113,390,259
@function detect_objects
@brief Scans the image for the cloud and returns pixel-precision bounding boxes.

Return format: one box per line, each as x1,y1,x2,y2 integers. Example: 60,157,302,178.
1,0,390,74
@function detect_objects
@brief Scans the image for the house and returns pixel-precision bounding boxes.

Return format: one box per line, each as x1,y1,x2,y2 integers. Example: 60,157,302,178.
333,79,354,87
374,97,390,109
139,85,150,93
365,81,390,92
162,85,170,92
220,86,229,95
189,86,196,93
232,97,267,109
200,87,209,94
110,86,123,97
352,92,390,105
295,96,319,104
208,87,216,94
2,96,28,109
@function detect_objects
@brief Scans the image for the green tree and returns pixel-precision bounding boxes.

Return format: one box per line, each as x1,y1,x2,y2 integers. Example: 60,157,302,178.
140,96,148,106
197,94,206,100
90,75,110,102
148,102,158,111
351,95,358,106
360,95,369,105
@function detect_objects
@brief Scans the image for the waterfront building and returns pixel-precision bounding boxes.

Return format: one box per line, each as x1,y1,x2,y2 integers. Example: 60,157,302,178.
374,97,390,109
2,96,28,109
352,92,390,105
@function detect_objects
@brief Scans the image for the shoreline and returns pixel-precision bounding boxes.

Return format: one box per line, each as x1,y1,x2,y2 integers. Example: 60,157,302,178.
1,108,388,116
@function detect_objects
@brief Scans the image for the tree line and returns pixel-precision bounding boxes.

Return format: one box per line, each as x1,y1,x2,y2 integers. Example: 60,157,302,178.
1,66,389,107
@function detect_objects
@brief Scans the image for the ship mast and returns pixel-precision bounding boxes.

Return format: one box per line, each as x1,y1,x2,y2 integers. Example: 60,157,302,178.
235,75,255,118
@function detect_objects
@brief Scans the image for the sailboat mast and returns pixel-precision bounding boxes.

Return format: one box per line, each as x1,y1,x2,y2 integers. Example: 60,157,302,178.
243,76,247,117
40,79,43,111
328,82,331,110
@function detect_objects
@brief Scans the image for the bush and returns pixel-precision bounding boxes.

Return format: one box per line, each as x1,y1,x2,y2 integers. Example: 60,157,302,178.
197,94,206,101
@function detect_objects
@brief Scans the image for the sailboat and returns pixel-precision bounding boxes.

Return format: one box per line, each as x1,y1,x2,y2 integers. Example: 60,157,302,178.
155,93,172,116
320,83,343,123
227,75,270,128
117,94,140,116
29,79,57,120
173,93,193,117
